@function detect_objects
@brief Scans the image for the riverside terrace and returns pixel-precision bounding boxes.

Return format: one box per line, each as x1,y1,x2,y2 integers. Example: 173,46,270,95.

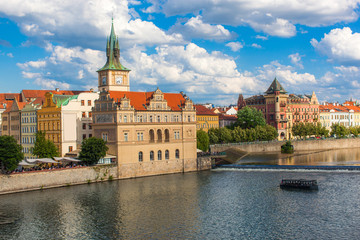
6,157,85,175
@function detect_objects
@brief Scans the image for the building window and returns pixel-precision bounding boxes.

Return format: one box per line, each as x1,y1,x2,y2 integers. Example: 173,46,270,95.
188,116,191,122
124,132,128,142
88,100,91,106
69,146,73,152
82,123,86,130
157,115,161,122
138,152,143,162
102,133,108,141
124,115,127,123
89,134,92,138
89,112,92,118
149,129,155,142
157,129,162,142
89,124,92,130
150,115,153,122
137,132,143,141
175,149,180,159
165,115,168,122
158,150,162,160
165,150,169,160
165,129,170,142
150,151,154,161
82,112,86,118
174,131,180,139
83,134,86,140
81,100,85,106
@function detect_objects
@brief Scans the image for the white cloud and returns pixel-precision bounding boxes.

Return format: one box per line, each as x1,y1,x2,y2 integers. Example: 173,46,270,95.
288,53,304,69
169,16,233,41
17,60,46,69
247,16,296,37
21,71,41,78
311,27,360,65
6,53,13,58
0,0,184,49
34,78,70,89
251,43,262,48
226,42,243,52
256,35,268,40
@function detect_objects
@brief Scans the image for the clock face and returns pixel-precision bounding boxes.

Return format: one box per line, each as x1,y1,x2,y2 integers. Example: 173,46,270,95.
102,77,106,85
115,76,122,85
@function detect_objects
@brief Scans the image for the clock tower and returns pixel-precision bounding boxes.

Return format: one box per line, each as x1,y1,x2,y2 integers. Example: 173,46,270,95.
97,20,131,91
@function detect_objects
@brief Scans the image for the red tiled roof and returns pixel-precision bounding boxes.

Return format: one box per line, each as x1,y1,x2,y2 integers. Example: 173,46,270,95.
195,104,217,115
108,91,186,111
219,114,238,120
0,93,21,103
3,101,13,113
21,90,88,103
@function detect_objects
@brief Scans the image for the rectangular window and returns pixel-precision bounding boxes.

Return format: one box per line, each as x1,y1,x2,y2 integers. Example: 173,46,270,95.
124,132,128,142
69,146,73,152
82,134,86,140
102,133,108,141
82,123,86,130
89,112,92,118
81,100,85,106
82,112,86,118
88,100,91,106
89,134,92,138
88,124,92,130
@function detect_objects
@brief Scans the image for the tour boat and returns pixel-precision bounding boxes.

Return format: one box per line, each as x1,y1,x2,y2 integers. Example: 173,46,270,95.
280,179,318,190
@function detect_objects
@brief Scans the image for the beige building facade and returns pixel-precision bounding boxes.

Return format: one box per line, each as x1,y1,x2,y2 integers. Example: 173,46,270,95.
92,22,197,178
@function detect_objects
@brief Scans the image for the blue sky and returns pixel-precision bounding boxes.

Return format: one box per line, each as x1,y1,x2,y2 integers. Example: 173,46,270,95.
1,0,360,105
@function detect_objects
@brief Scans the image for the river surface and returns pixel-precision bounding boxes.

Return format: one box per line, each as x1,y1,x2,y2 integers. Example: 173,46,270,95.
1,149,360,239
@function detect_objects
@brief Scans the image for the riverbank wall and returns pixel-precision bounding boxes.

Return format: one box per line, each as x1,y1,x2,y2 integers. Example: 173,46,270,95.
210,138,360,153
0,157,211,195
0,165,118,195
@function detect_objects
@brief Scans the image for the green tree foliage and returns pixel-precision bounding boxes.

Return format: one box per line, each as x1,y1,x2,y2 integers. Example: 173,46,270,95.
79,137,109,165
292,122,329,139
32,131,59,158
208,128,219,144
0,135,24,173
331,124,350,138
236,106,266,129
349,126,360,137
197,130,209,152
218,127,233,143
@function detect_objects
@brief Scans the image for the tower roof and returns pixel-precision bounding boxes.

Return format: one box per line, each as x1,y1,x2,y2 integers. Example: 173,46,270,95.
265,77,287,94
97,20,130,72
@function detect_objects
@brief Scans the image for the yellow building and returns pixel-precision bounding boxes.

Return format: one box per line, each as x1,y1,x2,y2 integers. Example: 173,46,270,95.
37,92,63,154
195,105,219,132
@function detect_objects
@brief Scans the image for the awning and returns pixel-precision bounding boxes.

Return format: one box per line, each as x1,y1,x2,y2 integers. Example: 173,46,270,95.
27,158,58,164
53,157,81,162
18,160,36,166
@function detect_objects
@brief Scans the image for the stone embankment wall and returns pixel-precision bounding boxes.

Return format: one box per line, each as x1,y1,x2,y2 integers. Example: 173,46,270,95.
0,157,212,195
211,138,360,153
0,165,117,195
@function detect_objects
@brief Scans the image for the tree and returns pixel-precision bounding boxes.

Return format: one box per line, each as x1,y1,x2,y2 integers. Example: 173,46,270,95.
218,127,233,143
208,128,219,144
32,131,59,158
79,137,109,165
331,124,349,138
0,135,24,173
236,106,266,129
197,130,209,152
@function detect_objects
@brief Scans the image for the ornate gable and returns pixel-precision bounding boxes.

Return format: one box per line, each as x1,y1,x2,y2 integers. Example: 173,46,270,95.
147,88,171,111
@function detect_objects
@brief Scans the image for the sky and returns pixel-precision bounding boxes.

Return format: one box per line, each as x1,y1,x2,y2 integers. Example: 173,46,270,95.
1,0,360,105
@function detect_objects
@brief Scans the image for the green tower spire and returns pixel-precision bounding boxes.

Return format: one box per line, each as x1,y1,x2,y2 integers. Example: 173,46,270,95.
97,20,130,72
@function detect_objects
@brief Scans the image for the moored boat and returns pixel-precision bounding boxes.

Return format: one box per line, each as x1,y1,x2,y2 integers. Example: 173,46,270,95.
280,179,318,190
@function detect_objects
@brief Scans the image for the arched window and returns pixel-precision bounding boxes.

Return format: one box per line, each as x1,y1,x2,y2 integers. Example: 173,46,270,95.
150,115,153,122
157,129,162,142
175,149,180,159
157,115,161,122
149,129,155,142
164,129,169,142
138,152,143,162
150,151,154,161
165,150,169,160
158,150,162,160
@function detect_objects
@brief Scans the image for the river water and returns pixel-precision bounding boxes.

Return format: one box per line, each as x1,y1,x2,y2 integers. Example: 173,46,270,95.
1,149,360,239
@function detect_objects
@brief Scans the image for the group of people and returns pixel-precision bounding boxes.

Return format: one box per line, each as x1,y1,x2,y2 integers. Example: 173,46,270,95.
11,162,86,174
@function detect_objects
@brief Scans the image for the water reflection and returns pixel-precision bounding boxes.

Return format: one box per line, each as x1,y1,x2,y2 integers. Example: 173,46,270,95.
235,148,360,166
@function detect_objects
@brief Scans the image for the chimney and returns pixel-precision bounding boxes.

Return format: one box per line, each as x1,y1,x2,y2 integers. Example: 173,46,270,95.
90,88,94,92
55,88,60,92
